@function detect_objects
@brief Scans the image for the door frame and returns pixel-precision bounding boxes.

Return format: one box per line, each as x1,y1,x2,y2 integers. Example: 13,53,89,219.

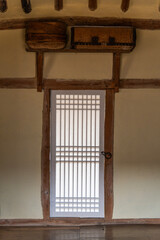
41,87,115,224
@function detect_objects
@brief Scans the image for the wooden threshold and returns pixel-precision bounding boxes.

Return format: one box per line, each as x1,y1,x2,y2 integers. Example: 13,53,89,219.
1,218,160,226
2,17,160,30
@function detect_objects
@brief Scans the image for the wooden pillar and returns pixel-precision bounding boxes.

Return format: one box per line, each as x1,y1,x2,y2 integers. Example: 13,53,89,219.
55,0,63,11
104,89,115,220
41,89,50,220
113,53,121,92
36,52,44,92
88,0,97,11
121,0,130,12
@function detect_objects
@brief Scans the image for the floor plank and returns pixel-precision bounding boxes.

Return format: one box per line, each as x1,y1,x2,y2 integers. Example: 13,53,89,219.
0,225,160,239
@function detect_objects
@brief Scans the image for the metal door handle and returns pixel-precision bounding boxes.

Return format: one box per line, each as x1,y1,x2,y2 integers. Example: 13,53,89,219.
101,151,112,160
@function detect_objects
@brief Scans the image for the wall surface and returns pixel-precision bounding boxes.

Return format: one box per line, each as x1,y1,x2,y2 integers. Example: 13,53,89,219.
114,89,160,218
0,89,43,219
0,28,160,219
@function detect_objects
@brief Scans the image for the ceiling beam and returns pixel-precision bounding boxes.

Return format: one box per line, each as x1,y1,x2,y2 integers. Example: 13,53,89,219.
121,0,130,12
55,0,63,11
0,0,7,12
1,17,160,30
88,0,97,11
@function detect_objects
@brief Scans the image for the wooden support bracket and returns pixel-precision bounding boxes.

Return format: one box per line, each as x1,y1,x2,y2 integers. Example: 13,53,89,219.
21,0,32,14
112,53,121,92
0,0,7,12
55,0,63,11
88,0,97,11
121,0,130,12
36,52,44,92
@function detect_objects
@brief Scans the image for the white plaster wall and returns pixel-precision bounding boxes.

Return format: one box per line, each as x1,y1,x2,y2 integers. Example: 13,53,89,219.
0,89,43,219
113,89,160,218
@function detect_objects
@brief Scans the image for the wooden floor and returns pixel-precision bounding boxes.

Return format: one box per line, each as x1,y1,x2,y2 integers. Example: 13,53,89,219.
0,225,160,240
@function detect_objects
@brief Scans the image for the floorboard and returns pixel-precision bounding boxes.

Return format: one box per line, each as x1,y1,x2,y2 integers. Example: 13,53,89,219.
0,225,160,239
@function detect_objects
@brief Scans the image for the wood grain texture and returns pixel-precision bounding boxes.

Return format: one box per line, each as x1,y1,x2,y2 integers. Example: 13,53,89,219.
104,89,115,220
113,53,121,92
55,0,63,11
44,79,115,90
2,17,160,30
1,78,160,89
71,27,135,52
88,0,97,11
26,22,67,51
120,79,160,88
121,0,130,12
41,89,50,220
36,52,44,92
2,218,160,226
0,78,36,88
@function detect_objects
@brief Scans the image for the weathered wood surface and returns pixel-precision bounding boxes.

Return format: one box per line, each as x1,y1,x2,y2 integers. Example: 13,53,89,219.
55,0,63,11
36,52,44,92
2,17,160,30
104,89,115,220
44,79,115,90
113,53,121,92
41,89,50,220
121,0,130,12
1,78,160,89
0,78,36,88
26,22,67,50
71,27,136,52
88,0,97,11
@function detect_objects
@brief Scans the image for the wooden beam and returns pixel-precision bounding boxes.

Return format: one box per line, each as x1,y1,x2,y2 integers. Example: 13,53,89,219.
112,53,121,92
0,78,36,88
21,0,32,14
41,89,50,220
1,78,160,90
36,52,44,92
119,79,160,88
88,0,97,11
2,218,160,226
55,0,63,11
2,17,160,30
0,0,7,13
44,79,115,90
104,89,115,220
121,0,130,12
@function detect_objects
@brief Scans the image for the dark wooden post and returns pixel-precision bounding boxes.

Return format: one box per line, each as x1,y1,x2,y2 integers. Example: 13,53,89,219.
88,0,97,11
113,53,121,92
21,0,32,13
36,52,44,92
0,0,7,12
121,0,130,12
104,89,115,220
55,0,63,11
41,89,50,220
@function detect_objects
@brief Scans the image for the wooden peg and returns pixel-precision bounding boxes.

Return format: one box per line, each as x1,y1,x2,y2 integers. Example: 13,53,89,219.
36,52,44,92
55,0,63,11
88,0,97,11
0,0,7,12
112,53,121,92
21,0,32,14
121,0,130,12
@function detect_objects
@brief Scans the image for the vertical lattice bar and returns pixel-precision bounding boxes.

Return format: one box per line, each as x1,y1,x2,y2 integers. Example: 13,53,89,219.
50,90,105,218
